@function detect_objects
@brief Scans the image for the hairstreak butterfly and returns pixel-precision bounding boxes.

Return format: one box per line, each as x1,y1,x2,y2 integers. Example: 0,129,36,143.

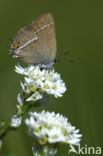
10,13,56,65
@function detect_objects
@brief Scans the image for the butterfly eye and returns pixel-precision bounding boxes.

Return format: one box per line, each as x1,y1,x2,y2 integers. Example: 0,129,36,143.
13,44,18,49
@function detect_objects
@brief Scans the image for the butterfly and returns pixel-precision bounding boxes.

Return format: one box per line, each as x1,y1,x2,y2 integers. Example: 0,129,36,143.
10,13,57,65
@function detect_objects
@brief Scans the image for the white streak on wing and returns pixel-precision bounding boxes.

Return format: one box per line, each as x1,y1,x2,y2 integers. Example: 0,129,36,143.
19,37,38,50
34,23,53,34
16,23,53,55
16,36,38,54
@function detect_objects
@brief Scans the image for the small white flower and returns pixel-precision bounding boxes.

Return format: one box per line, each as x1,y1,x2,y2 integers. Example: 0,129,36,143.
26,91,43,102
42,79,66,98
15,64,66,102
25,111,82,147
11,115,22,128
15,64,35,75
17,93,24,106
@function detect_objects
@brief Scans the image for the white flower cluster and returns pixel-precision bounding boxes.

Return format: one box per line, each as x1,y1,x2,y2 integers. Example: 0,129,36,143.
15,64,66,103
11,115,22,128
25,111,82,149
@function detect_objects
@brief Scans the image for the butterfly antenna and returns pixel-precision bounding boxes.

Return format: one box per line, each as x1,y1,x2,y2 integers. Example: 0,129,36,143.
56,58,74,64
64,59,74,63
58,51,70,58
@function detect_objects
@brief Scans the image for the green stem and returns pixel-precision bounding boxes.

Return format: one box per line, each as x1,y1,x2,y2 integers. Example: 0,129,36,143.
0,102,32,140
17,102,32,116
0,126,12,139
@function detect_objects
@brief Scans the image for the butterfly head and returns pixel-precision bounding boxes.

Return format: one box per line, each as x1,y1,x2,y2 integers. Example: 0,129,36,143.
10,41,20,57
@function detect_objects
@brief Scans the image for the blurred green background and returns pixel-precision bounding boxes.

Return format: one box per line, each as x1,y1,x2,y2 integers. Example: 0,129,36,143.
0,0,103,155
